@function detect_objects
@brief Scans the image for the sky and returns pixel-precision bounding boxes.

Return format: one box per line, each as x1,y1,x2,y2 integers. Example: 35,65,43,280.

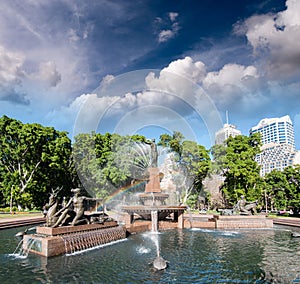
1,0,300,150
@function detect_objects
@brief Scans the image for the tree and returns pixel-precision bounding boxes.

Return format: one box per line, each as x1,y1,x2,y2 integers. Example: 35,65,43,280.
158,132,211,207
221,133,262,206
263,169,288,212
158,131,184,156
178,141,211,206
72,132,148,200
0,116,76,210
283,165,300,214
210,143,227,175
263,166,300,214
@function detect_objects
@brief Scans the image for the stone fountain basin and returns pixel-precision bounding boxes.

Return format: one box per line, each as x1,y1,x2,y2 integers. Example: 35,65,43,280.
122,205,187,220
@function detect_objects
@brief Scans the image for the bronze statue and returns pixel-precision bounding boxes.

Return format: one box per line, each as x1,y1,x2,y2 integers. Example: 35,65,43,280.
234,195,258,215
44,188,61,227
52,188,89,227
146,139,158,167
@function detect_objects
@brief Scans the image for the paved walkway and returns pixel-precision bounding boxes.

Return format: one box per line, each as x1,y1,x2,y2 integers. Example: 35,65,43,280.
270,217,300,227
1,212,300,229
0,214,45,229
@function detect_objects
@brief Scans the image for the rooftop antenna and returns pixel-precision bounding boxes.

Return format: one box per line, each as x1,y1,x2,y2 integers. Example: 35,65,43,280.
226,110,229,125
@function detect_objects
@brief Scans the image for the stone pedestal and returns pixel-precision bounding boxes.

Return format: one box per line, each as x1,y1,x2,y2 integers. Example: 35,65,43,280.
145,167,161,193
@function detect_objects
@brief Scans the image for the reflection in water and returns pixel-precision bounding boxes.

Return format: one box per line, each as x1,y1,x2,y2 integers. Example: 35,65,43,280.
0,226,300,283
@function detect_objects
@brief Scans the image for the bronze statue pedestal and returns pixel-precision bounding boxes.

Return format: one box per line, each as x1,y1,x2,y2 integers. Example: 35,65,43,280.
145,167,161,193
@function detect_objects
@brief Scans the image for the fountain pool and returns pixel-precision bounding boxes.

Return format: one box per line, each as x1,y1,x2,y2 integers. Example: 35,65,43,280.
1,225,300,283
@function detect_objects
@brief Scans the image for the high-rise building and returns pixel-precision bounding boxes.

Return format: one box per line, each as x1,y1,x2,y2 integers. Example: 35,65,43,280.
215,123,241,145
250,115,299,176
250,115,295,149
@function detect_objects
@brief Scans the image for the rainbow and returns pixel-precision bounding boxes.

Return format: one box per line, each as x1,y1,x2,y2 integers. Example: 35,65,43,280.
98,180,146,207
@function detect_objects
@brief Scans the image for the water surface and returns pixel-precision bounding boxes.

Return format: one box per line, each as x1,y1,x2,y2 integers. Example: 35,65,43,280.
0,226,299,283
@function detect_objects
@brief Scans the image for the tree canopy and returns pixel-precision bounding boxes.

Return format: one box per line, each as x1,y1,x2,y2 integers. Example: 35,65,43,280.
263,166,300,214
0,116,76,210
219,133,262,206
158,132,211,207
1,115,299,214
72,132,147,199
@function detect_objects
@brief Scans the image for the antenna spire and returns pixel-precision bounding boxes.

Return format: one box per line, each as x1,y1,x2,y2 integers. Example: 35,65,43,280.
226,110,229,125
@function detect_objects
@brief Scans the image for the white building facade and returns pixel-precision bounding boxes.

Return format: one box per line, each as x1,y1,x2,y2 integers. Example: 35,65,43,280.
249,115,299,176
215,124,241,145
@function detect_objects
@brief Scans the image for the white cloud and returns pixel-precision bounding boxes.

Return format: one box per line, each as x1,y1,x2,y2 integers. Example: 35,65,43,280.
0,45,28,104
158,30,175,43
235,0,300,80
150,57,262,112
99,74,115,89
70,66,222,145
203,64,258,89
31,61,61,88
162,56,206,83
169,12,178,22
157,12,180,43
48,93,120,135
0,45,24,85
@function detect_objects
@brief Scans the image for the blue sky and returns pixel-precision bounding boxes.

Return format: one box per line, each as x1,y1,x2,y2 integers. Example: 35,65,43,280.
0,0,300,149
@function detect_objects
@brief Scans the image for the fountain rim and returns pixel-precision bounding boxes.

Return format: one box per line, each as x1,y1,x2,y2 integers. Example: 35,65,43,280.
122,205,187,213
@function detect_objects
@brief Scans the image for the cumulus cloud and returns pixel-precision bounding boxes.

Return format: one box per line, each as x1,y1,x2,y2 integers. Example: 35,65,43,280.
201,63,268,111
235,0,300,81
70,63,222,142
203,64,259,94
161,56,206,83
48,93,119,135
144,57,264,113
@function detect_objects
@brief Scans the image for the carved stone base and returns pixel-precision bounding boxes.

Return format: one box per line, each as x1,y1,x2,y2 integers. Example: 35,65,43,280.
24,224,126,257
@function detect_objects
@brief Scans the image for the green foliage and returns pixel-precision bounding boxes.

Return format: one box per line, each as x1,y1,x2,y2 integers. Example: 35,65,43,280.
181,141,211,190
186,193,198,209
159,132,211,205
210,143,227,174
221,133,262,205
158,131,184,155
0,115,77,209
72,132,148,199
263,165,300,213
2,113,298,215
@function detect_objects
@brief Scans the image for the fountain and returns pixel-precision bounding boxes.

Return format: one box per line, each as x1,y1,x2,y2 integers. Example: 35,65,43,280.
3,140,298,281
22,188,126,257
21,140,273,259
122,139,187,233
122,140,273,233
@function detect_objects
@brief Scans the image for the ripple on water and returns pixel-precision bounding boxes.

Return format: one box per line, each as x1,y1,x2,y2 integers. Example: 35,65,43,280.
0,227,300,283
